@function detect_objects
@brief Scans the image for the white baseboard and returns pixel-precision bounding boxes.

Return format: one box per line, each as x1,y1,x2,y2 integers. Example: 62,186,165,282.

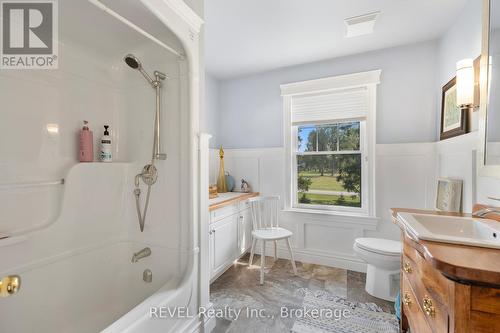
178,317,202,333
201,314,216,333
254,243,367,273
182,304,217,333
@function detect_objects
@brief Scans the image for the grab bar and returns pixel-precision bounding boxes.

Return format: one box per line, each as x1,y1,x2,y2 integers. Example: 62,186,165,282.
0,178,64,190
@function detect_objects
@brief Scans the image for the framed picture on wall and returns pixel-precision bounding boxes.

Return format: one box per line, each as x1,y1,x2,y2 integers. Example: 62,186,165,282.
436,178,463,213
440,77,469,140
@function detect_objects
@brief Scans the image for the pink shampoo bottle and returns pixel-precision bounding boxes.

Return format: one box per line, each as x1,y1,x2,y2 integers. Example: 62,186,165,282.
79,120,94,162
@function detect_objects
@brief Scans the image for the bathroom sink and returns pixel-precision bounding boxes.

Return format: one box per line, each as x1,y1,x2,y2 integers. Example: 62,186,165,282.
397,212,500,249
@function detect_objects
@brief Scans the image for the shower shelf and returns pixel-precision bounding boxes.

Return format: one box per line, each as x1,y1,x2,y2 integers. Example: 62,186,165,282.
0,234,28,247
0,179,65,190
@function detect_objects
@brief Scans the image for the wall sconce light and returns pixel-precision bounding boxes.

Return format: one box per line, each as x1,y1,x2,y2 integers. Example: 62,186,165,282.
456,58,474,108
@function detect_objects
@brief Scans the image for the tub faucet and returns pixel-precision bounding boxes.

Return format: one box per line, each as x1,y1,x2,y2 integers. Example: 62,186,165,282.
473,207,500,218
132,247,151,263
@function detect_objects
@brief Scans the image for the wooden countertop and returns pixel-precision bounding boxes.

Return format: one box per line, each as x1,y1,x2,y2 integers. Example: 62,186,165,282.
392,208,500,286
209,192,259,211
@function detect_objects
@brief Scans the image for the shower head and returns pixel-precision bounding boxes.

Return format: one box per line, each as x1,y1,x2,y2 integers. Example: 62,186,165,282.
124,54,141,69
124,54,155,86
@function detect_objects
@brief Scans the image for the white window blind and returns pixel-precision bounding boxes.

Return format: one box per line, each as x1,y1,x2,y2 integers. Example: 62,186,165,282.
291,86,369,125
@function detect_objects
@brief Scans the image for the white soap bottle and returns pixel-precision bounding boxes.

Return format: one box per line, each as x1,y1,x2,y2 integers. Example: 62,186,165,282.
99,125,112,162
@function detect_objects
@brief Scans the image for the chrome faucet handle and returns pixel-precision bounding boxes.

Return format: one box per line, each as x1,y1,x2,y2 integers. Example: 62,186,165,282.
131,247,152,263
473,207,500,218
140,164,158,186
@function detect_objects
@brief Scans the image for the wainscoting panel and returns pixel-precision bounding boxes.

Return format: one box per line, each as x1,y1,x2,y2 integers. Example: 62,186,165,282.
372,143,436,240
225,156,260,191
304,223,359,255
435,132,477,212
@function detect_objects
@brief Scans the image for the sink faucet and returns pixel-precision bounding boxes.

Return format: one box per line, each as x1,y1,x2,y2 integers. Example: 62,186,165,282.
473,207,500,218
131,247,151,263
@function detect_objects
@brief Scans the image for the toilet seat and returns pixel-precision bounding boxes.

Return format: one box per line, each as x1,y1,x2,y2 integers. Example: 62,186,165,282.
354,238,401,257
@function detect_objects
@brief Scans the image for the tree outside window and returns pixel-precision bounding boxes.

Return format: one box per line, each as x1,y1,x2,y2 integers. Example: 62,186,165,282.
296,122,361,208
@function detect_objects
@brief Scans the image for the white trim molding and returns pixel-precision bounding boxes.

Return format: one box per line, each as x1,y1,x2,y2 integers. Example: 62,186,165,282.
282,209,379,229
155,0,204,33
255,242,367,273
281,70,381,218
280,70,382,96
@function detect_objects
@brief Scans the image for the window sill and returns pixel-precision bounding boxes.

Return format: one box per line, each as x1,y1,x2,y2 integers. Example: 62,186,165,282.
282,207,379,230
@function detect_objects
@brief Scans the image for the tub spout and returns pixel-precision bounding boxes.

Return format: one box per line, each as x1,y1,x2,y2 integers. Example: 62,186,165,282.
131,247,151,263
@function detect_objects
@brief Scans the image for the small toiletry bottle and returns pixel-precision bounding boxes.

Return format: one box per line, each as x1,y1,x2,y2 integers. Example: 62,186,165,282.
100,125,112,162
79,120,94,162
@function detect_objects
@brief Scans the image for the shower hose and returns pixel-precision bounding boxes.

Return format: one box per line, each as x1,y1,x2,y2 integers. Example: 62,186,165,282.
133,167,155,233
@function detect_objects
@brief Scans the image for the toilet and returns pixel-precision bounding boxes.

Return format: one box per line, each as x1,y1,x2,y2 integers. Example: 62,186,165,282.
353,237,401,301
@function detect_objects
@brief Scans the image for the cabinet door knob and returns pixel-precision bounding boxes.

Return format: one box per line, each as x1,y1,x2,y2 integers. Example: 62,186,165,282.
403,262,412,274
423,296,435,317
403,292,412,306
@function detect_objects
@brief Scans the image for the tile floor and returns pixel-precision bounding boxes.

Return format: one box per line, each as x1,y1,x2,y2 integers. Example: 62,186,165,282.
210,254,395,332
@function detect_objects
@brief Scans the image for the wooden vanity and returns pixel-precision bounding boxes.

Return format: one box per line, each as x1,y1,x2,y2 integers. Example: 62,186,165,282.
392,208,500,333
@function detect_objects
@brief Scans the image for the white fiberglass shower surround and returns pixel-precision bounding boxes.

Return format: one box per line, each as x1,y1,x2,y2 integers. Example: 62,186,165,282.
0,0,204,332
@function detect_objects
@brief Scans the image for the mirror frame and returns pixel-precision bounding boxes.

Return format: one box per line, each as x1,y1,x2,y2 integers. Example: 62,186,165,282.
478,0,500,177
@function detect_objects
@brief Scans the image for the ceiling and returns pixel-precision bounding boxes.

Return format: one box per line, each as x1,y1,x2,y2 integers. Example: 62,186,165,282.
205,0,467,79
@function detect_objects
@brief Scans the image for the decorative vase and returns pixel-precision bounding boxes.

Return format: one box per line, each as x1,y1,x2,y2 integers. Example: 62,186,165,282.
225,172,235,192
217,146,227,193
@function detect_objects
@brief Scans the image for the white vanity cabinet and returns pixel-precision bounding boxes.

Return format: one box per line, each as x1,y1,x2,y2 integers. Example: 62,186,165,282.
208,193,257,282
237,203,253,255
209,214,239,279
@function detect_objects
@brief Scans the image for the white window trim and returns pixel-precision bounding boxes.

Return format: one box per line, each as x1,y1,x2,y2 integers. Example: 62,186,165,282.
281,70,381,218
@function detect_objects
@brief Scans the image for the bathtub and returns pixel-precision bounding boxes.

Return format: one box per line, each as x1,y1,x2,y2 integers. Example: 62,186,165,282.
103,248,202,333
0,239,199,333
0,159,203,333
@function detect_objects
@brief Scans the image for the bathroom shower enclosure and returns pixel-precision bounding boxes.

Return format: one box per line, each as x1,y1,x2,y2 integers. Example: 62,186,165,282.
0,0,205,332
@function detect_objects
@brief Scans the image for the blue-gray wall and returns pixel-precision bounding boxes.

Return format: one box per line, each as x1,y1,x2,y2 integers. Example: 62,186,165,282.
215,40,439,148
436,0,482,134
205,0,483,148
436,0,482,87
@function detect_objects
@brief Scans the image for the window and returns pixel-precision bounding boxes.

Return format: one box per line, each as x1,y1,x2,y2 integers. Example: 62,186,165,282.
281,70,380,216
296,122,362,209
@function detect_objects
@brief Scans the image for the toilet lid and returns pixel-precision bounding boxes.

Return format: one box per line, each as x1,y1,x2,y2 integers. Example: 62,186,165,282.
355,238,401,256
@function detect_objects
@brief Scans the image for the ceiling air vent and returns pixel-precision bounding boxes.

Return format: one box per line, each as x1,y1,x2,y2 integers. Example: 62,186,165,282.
344,11,380,38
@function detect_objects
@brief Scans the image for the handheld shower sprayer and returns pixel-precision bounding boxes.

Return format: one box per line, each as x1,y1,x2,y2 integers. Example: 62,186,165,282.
124,54,167,232
124,54,153,85
124,54,167,161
